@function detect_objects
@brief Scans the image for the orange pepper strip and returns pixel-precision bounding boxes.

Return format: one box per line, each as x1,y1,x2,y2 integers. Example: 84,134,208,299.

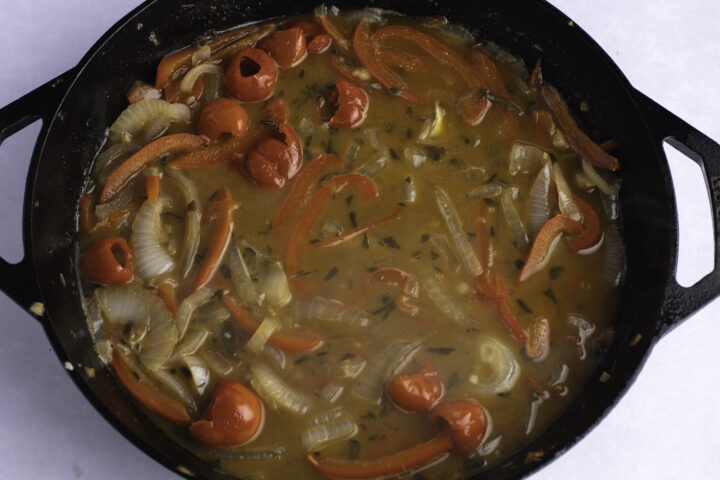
188,187,239,294
100,134,207,203
285,173,378,293
519,215,583,282
112,350,190,423
306,428,452,479
222,293,324,354
314,205,404,248
167,125,274,169
565,195,601,252
79,194,138,236
540,85,620,171
272,153,345,246
319,15,350,50
145,175,161,203
375,48,426,71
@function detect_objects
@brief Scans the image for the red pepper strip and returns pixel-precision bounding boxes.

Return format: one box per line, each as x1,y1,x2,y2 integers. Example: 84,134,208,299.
352,21,427,105
566,195,601,252
314,205,403,247
189,187,238,294
157,280,178,314
100,134,207,203
145,175,161,203
519,215,583,282
286,173,378,293
79,237,134,285
112,350,190,423
469,50,518,138
375,48,426,71
600,139,619,153
79,194,138,236
222,292,324,353
371,25,491,117
474,271,527,343
328,54,371,90
168,125,274,169
541,85,620,171
319,15,350,50
272,153,344,247
361,265,419,315
524,376,550,398
306,428,452,479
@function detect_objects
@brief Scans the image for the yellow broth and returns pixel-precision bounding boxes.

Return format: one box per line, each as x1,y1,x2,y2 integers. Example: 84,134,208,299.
78,9,623,480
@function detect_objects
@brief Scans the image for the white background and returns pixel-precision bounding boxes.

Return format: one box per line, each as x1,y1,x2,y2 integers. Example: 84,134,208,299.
0,0,718,478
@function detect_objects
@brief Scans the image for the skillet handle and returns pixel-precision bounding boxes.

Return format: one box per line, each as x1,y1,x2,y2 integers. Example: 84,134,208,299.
632,89,720,335
0,69,76,316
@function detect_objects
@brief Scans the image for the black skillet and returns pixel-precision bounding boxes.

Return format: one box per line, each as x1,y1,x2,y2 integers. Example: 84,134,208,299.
0,0,719,478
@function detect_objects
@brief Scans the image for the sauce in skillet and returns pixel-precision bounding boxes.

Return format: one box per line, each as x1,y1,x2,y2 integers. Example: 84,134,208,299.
77,7,624,479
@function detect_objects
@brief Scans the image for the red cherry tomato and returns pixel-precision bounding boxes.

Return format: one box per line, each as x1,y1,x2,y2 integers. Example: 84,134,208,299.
308,34,332,54
226,48,277,103
243,123,303,189
79,237,133,285
387,364,444,413
258,27,307,69
290,19,324,38
189,380,264,448
198,98,249,141
323,79,369,129
430,399,489,455
266,97,288,124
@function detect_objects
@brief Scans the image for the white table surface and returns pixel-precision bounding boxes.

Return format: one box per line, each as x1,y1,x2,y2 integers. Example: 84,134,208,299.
0,0,718,478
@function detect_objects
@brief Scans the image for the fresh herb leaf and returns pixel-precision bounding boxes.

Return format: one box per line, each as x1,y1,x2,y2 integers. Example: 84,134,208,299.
516,299,533,313
325,267,339,281
427,347,454,355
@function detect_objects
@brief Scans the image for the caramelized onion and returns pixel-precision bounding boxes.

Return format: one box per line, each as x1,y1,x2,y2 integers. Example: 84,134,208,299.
108,99,191,144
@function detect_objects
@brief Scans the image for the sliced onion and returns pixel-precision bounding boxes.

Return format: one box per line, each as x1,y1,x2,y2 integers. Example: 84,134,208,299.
467,182,503,199
501,186,529,246
306,406,349,426
194,303,231,328
404,146,427,169
352,340,422,404
250,363,311,415
168,328,209,362
93,143,141,184
422,274,471,325
344,138,363,167
456,166,487,182
552,163,582,222
203,349,234,376
527,163,552,238
260,261,292,308
191,45,211,65
320,383,344,404
176,287,214,340
321,218,344,238
335,356,367,379
581,157,621,195
165,168,202,278
227,242,263,307
131,196,175,282
430,234,461,274
573,171,596,191
108,99,191,143
180,63,224,94
404,176,417,203
509,142,548,176
434,186,483,277
140,117,171,144
468,337,521,395
477,435,502,457
153,368,196,410
363,128,386,153
246,317,281,354
302,297,370,328
301,416,357,452
418,102,446,141
181,355,211,395
355,154,388,177
604,224,626,288
567,315,596,360
264,344,287,370
82,296,113,363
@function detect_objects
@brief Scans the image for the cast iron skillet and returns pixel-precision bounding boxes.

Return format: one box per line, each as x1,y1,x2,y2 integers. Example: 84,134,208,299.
0,0,719,478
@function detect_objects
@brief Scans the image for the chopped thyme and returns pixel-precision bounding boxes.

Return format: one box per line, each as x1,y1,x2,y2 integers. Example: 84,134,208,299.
516,299,533,313
324,267,339,281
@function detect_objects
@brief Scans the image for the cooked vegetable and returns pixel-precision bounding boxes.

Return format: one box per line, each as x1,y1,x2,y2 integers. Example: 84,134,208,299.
430,399,489,455
79,237,133,285
250,363,312,415
165,168,202,278
259,261,292,307
226,48,278,103
519,215,583,282
501,186,529,246
198,97,249,141
468,337,521,395
259,28,308,69
175,287,214,339
108,99,191,144
527,162,552,238
434,186,483,277
387,364,444,413
130,196,175,282
246,317,281,354
352,340,422,404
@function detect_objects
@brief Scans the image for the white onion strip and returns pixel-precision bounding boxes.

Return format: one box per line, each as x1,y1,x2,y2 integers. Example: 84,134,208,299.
501,186,529,246
260,261,292,308
181,355,211,396
93,143,141,184
581,157,621,195
131,196,175,282
108,99,190,143
352,340,422,404
430,234,461,274
175,287,214,340
469,338,521,395
552,163,582,222
434,186,483,277
179,63,224,93
422,274,472,325
246,317,281,354
302,297,371,328
165,168,202,278
527,163,552,239
168,328,209,362
301,417,357,452
227,242,263,307
251,363,311,415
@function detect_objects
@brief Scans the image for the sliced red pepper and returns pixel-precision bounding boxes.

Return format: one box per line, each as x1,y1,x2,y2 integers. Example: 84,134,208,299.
222,292,324,353
526,316,551,362
375,48,426,71
100,134,207,203
226,48,278,103
188,187,239,293
258,27,307,69
198,97,249,141
313,206,404,248
361,266,419,315
519,215,583,282
265,97,288,124
430,399,489,455
566,194,601,252
387,363,444,413
112,350,190,423
145,174,161,203
79,237,133,285
328,54,371,90
168,125,274,169
79,194,138,236
474,271,527,343
319,15,350,51
541,85,620,171
324,79,370,129
285,173,378,293
306,428,452,479
243,123,303,188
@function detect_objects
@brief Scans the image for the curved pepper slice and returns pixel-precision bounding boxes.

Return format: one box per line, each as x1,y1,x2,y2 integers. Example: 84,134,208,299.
306,428,452,479
430,399,489,455
387,363,444,413
243,123,303,188
519,215,583,282
100,133,207,203
565,194,601,252
79,194,137,236
168,125,274,169
79,237,134,285
226,48,278,103
362,267,419,315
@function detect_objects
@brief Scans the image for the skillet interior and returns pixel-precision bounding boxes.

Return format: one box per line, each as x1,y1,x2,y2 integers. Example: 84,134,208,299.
30,0,678,478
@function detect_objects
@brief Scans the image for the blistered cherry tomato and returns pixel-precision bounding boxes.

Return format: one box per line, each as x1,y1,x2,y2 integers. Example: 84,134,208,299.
387,364,444,413
290,19,324,38
266,97,288,124
79,237,133,285
226,48,277,103
189,380,264,448
258,27,307,69
319,79,369,129
308,34,332,54
243,123,303,189
430,399,489,455
198,98,249,141
289,20,332,54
